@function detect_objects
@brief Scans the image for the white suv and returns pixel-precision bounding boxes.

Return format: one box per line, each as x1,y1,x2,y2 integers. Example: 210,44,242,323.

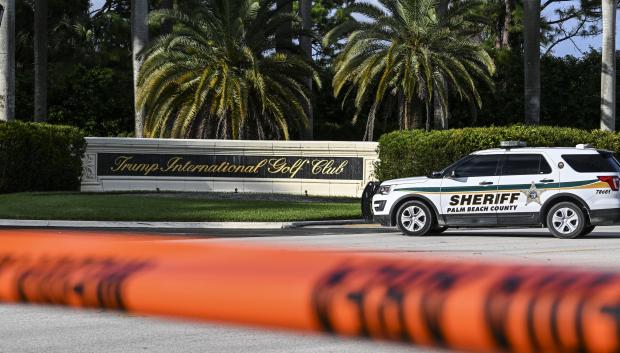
372,142,620,238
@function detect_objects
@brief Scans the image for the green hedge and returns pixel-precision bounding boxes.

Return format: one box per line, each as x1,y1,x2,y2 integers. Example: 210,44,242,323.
375,125,620,181
0,121,86,193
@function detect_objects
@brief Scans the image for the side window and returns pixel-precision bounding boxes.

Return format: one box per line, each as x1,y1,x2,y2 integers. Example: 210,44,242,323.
501,154,552,175
454,155,501,177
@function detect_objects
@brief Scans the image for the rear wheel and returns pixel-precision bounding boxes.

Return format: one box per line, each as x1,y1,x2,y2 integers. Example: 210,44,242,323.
546,202,586,239
396,200,433,236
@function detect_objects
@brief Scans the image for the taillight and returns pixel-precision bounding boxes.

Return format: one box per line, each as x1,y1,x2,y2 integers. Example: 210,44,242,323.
598,176,620,191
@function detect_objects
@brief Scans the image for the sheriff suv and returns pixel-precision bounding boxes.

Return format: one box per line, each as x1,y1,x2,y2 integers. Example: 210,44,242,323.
371,142,620,239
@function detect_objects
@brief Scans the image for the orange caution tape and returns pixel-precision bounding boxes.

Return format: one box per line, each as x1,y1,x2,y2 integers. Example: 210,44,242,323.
0,229,619,353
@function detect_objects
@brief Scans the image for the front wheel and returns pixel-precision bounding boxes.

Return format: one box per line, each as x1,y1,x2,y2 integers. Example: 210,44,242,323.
546,202,586,239
430,226,448,234
396,200,433,236
580,225,596,237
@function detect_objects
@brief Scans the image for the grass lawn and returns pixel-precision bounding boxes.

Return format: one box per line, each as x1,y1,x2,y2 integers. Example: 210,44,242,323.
0,192,361,222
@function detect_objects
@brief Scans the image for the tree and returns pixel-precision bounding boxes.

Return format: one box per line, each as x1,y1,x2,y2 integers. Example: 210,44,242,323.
541,0,601,56
34,0,47,122
523,0,540,125
137,0,320,139
433,0,449,130
300,0,313,139
600,0,616,131
0,0,14,122
160,0,173,34
132,0,148,137
325,0,495,140
276,0,293,52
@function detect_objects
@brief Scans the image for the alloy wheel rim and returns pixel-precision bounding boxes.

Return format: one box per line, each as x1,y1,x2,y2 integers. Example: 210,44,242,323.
401,206,427,232
551,207,579,235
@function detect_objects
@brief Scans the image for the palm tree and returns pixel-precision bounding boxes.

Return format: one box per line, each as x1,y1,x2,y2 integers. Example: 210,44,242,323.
300,0,313,139
523,0,539,125
433,0,449,130
34,0,47,122
132,0,149,137
276,0,293,52
325,0,495,140
0,0,14,122
137,0,320,139
600,0,616,131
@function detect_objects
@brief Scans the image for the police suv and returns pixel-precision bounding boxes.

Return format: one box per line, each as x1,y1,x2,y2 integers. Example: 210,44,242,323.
371,141,620,238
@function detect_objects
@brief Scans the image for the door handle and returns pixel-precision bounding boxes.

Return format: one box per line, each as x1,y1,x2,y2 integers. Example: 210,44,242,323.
539,178,554,183
479,181,494,185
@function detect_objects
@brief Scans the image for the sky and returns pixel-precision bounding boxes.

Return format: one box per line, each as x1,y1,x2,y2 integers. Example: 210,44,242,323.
89,0,617,58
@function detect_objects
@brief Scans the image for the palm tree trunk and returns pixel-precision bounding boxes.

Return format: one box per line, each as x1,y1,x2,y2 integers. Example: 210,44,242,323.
397,92,404,129
34,0,47,122
132,0,149,138
523,0,540,125
275,0,292,53
300,0,313,140
402,98,409,130
433,0,449,130
0,0,15,122
160,0,172,34
425,101,430,131
601,0,616,131
432,85,448,129
412,100,423,129
502,0,512,48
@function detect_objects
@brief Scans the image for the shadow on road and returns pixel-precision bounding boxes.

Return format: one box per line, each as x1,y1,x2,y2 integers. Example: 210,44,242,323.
3,226,620,239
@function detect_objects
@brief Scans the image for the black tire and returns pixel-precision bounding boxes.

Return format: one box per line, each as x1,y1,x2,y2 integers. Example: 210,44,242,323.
430,226,448,234
546,202,586,239
580,225,596,237
396,200,434,236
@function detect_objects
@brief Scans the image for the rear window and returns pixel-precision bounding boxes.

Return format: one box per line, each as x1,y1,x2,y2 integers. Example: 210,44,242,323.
562,153,620,173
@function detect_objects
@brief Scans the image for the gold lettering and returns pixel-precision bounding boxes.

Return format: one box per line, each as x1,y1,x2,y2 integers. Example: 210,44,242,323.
108,155,348,177
252,159,268,173
333,161,348,174
111,156,133,172
267,158,287,174
110,156,160,176
311,160,348,175
289,159,308,178
162,157,183,172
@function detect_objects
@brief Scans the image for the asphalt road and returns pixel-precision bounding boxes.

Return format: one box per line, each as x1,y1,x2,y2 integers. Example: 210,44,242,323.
3,225,620,353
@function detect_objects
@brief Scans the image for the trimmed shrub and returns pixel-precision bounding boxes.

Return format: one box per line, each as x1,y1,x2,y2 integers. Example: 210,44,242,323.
375,125,619,181
0,121,86,193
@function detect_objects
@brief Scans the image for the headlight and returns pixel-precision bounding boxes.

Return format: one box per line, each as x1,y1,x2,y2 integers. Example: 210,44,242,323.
377,185,392,195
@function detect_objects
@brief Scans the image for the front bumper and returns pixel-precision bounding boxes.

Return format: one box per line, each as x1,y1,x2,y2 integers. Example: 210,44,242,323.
373,214,392,226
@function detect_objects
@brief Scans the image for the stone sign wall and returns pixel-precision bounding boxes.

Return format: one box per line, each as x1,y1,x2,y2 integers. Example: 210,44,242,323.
81,138,379,197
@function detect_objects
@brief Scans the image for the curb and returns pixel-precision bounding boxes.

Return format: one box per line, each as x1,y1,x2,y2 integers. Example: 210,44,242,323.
285,219,368,228
0,219,366,230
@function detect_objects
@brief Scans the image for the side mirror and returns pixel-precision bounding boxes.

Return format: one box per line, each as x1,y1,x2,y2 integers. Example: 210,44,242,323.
430,171,442,178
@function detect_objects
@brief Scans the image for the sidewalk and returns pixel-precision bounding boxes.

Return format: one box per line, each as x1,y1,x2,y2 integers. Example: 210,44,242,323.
0,219,368,230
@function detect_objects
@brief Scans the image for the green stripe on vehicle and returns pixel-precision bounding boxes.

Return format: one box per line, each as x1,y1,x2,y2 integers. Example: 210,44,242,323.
394,179,599,193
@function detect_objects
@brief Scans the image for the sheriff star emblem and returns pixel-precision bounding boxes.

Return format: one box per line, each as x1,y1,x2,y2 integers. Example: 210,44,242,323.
520,182,546,205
